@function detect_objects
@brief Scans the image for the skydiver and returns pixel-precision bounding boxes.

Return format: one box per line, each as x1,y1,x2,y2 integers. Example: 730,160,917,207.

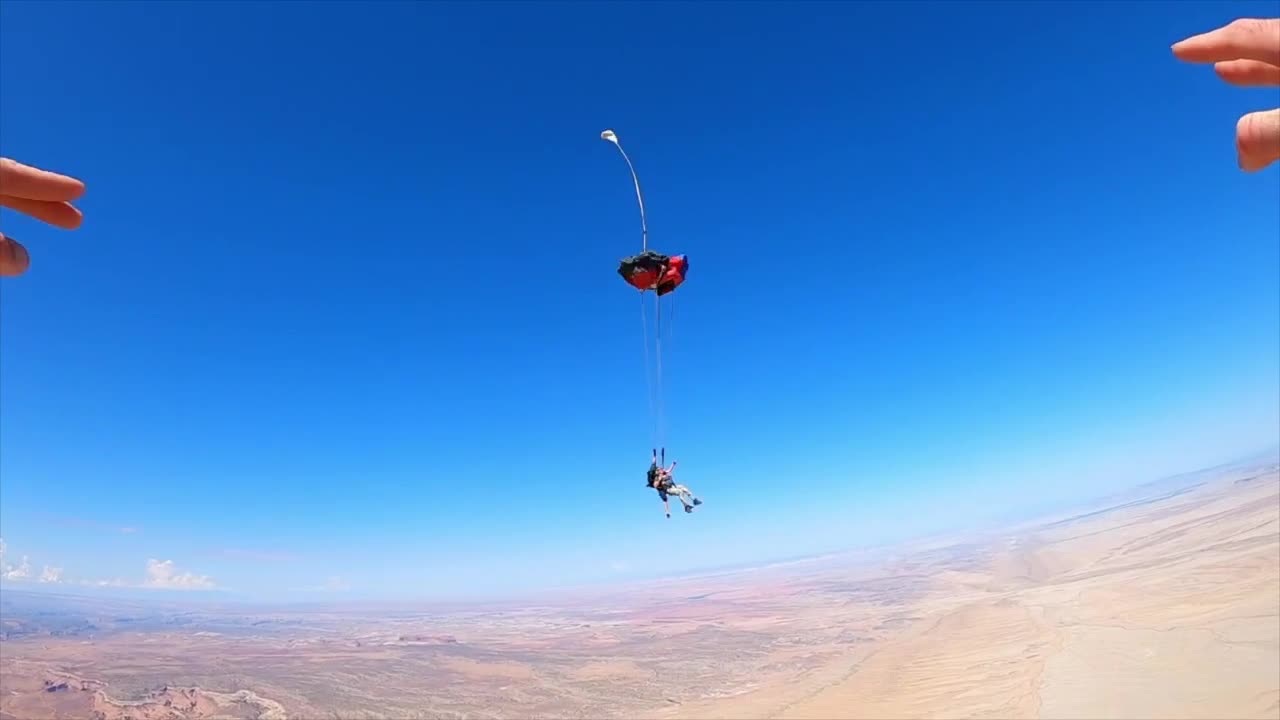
646,449,702,518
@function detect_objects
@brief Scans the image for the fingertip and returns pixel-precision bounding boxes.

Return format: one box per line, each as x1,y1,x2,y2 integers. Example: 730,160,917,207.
1169,34,1205,59
62,204,84,230
0,235,31,277
1236,109,1280,157
1228,112,1280,174
1238,151,1263,172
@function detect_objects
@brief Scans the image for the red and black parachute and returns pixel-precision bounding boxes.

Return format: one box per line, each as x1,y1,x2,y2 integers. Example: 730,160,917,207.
618,249,689,296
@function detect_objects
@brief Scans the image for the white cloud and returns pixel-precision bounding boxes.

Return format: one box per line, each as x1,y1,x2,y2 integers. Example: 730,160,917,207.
0,540,215,591
143,559,216,590
0,538,36,581
3,555,31,580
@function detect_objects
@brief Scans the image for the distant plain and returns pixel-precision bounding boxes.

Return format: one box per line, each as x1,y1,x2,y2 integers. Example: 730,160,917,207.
3,462,1277,719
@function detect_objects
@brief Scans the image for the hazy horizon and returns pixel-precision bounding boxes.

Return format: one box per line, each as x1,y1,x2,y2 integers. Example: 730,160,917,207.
4,447,1276,606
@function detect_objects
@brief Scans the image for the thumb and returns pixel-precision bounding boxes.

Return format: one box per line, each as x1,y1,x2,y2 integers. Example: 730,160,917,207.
0,232,31,276
1237,109,1280,172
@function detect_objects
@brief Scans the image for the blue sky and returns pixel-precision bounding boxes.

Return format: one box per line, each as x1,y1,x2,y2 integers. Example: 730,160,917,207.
1,0,1277,601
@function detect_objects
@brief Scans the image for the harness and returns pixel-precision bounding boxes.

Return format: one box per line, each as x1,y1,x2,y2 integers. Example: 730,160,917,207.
653,472,675,500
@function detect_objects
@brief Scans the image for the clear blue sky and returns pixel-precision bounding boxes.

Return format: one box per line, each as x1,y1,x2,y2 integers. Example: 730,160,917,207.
1,0,1277,601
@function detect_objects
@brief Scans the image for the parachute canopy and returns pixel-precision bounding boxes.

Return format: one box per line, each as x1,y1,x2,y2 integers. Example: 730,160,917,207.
618,250,689,296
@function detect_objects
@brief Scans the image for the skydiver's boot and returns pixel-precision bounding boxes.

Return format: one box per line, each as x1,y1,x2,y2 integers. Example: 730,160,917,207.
684,503,694,513
692,498,702,506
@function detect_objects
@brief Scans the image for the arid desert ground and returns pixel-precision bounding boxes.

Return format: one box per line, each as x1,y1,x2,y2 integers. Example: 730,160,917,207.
2,462,1277,720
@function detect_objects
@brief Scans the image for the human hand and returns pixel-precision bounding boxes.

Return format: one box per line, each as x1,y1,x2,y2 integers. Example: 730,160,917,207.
1172,18,1280,172
0,158,86,276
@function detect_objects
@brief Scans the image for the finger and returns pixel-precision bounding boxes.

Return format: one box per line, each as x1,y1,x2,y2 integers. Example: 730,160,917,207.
0,232,31,277
1215,59,1280,86
0,157,86,202
0,194,83,229
1237,108,1280,172
1172,17,1280,66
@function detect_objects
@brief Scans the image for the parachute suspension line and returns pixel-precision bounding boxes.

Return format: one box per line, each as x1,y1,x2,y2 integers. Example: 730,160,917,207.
601,130,649,252
655,290,665,450
665,290,676,444
639,291,658,451
605,130,671,450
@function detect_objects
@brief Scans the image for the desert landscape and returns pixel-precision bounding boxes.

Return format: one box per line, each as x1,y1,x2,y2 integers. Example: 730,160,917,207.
2,461,1277,720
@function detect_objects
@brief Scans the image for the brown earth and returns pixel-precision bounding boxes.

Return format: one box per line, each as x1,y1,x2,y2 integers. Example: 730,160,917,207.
2,464,1276,719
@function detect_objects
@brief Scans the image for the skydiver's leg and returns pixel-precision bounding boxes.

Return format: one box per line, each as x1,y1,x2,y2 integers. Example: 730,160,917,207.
668,484,696,510
671,484,702,507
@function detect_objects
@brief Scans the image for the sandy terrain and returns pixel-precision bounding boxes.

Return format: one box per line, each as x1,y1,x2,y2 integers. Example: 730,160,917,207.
2,462,1276,719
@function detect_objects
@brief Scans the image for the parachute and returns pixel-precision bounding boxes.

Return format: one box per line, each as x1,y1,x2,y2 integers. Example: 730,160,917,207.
618,250,689,296
601,129,686,451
